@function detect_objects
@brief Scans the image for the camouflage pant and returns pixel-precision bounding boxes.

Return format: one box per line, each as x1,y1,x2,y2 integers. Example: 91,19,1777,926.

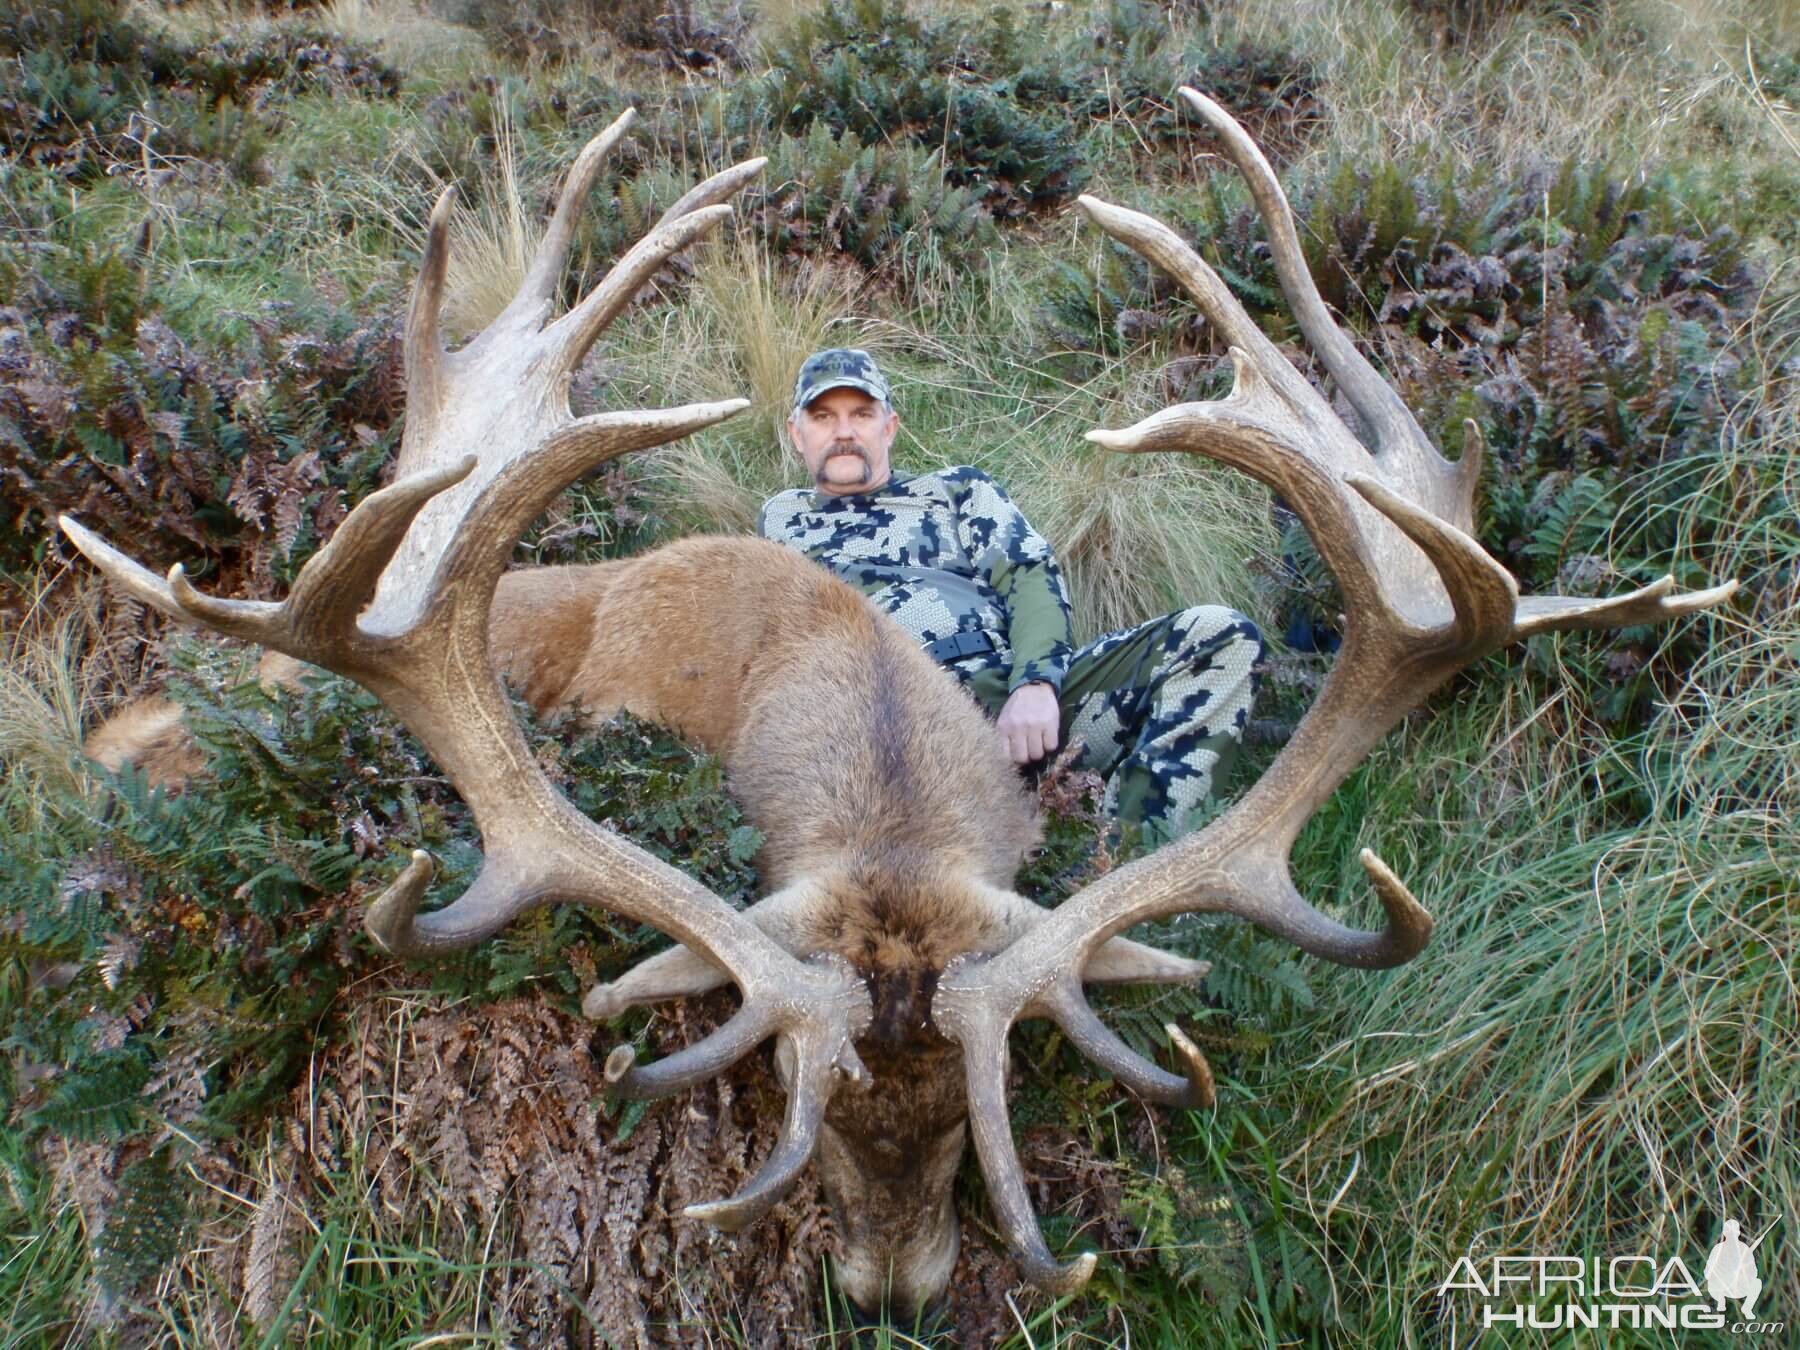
966,606,1264,841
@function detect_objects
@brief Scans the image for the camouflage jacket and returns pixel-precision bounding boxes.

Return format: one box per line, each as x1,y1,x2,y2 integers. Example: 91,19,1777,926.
757,466,1074,694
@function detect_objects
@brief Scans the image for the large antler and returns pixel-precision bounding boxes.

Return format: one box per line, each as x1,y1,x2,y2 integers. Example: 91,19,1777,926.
60,112,870,1229
933,88,1738,1292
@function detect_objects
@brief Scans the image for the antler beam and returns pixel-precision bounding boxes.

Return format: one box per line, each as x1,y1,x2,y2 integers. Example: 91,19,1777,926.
933,86,1737,1290
61,118,872,1227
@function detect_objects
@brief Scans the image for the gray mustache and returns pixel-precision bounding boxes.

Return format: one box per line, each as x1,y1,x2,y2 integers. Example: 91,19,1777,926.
815,441,871,484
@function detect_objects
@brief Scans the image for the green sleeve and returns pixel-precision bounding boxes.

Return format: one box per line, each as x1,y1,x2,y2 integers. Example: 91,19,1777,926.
946,468,1074,694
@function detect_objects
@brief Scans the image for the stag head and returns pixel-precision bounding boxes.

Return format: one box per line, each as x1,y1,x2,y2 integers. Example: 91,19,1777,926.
59,95,1733,1316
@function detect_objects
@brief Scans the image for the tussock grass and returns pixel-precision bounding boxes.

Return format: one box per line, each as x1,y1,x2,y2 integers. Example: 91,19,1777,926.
593,228,884,532
317,0,488,72
125,0,267,43
439,97,538,341
607,232,1273,632
692,234,866,441
636,232,871,531
1251,323,1800,1334
0,573,144,811
1219,0,1797,182
1008,444,1271,644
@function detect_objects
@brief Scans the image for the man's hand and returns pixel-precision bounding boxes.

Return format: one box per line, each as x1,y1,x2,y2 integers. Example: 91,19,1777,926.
996,682,1061,765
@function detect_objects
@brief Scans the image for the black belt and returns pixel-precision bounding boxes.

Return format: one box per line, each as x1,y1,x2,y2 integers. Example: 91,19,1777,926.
923,630,996,664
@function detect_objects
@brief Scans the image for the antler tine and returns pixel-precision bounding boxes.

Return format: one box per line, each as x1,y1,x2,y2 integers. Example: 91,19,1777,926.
603,1010,782,1100
933,97,1737,1298
684,1025,872,1231
683,1094,827,1233
506,108,637,320
365,171,747,636
548,193,743,374
62,126,882,1251
599,952,872,1099
430,399,750,596
951,1014,1100,1295
1176,86,1422,459
1077,196,1324,422
652,155,771,231
602,960,871,1232
1347,474,1519,647
60,458,474,659
1514,575,1739,638
403,186,456,428
363,849,552,957
57,515,194,624
1040,981,1215,1108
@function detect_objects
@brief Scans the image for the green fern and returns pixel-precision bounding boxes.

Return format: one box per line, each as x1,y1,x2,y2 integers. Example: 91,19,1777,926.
1121,1165,1251,1300
1198,923,1318,1022
32,1046,150,1142
1523,472,1613,569
93,1150,193,1298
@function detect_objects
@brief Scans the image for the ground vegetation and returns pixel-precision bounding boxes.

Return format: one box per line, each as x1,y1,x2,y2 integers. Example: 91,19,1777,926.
0,0,1793,1343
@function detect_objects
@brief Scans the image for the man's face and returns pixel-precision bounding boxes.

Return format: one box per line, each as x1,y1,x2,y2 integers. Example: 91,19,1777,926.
789,387,898,496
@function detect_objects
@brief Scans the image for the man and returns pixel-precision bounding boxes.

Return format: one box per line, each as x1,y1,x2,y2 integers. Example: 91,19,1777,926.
757,348,1263,844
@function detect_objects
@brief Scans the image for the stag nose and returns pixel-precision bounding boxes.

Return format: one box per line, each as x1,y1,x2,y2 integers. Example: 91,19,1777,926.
818,1118,965,1315
843,1291,954,1335
831,1219,959,1320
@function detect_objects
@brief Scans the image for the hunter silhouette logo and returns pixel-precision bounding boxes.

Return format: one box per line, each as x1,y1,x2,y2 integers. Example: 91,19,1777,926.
1706,1220,1771,1320
1436,1218,1785,1335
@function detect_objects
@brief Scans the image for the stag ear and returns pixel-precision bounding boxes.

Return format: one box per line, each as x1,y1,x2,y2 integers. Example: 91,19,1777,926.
583,878,829,1019
968,882,1209,988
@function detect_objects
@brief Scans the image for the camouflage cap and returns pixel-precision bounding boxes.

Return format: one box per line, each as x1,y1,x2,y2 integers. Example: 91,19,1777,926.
791,348,892,412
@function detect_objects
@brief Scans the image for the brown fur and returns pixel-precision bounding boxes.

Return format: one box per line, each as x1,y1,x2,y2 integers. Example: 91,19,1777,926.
83,651,307,791
86,535,1044,1313
501,538,1048,1311
489,537,1041,973
82,696,204,788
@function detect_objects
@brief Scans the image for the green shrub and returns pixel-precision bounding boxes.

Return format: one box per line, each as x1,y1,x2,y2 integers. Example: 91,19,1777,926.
0,246,405,584
0,638,763,1305
754,123,995,273
1043,152,1766,727
0,0,400,183
436,0,747,69
731,0,1319,217
735,0,1089,215
0,0,153,65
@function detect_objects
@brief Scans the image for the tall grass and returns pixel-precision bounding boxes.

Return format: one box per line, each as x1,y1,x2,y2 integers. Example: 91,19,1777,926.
315,0,488,72
604,229,1275,634
630,230,872,530
0,573,147,813
1236,318,1799,1339
438,96,538,340
1218,0,1797,183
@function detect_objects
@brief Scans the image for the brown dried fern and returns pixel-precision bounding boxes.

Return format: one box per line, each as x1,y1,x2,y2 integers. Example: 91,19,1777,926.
242,1152,301,1334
